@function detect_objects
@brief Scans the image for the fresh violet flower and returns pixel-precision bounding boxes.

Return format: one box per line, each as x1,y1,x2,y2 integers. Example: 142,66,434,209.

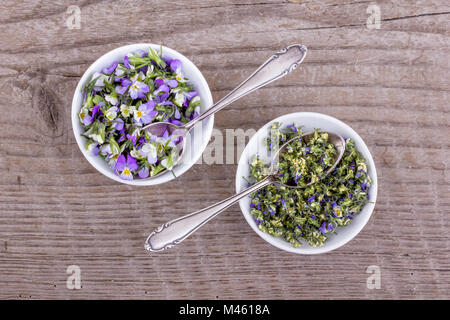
169,118,184,126
135,49,148,58
103,61,118,74
154,92,170,104
86,141,99,156
83,103,102,125
138,166,150,179
118,134,126,143
185,91,198,100
115,154,138,180
154,83,169,95
151,77,175,91
82,113,93,126
91,103,102,117
126,134,137,146
105,94,119,106
105,106,119,121
115,78,131,95
307,195,315,203
129,81,149,100
163,56,172,65
124,55,131,69
170,59,182,74
191,109,200,120
166,79,178,88
130,71,146,83
133,101,158,125
91,145,100,156
138,136,146,145
112,118,124,131
92,72,109,87
120,104,135,118
140,142,158,164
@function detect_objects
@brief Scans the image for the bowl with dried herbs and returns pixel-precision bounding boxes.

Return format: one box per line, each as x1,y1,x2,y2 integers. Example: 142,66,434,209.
236,112,377,254
72,44,213,185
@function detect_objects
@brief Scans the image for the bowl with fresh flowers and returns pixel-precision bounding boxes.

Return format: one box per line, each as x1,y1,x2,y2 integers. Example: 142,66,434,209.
72,44,213,185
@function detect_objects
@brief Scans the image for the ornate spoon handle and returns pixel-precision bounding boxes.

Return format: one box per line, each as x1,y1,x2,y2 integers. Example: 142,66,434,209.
145,176,273,252
184,44,307,131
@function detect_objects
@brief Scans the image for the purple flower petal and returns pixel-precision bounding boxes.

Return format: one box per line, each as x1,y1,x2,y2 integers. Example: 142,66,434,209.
167,79,178,88
163,56,172,65
112,118,124,131
126,134,137,146
115,154,126,171
154,78,164,88
91,146,100,156
138,166,149,179
119,170,133,180
115,85,128,95
185,91,198,100
170,59,181,73
319,222,327,234
135,49,147,58
82,114,93,126
126,155,138,171
159,92,169,102
169,118,183,126
103,61,118,74
121,78,131,87
124,56,131,69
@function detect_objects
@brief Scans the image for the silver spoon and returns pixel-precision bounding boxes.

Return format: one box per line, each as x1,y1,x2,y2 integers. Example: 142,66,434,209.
141,44,307,178
145,131,346,251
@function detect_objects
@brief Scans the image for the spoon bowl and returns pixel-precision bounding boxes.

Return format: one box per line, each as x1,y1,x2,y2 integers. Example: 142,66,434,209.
141,122,189,178
269,131,346,188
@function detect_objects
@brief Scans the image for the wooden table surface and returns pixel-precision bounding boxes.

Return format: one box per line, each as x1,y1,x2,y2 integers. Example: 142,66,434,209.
0,0,448,300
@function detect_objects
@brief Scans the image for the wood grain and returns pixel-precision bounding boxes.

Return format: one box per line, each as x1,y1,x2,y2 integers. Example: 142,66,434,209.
0,0,449,299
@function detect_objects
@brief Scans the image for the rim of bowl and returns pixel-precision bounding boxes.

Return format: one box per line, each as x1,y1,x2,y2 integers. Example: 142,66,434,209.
71,43,214,186
235,112,378,254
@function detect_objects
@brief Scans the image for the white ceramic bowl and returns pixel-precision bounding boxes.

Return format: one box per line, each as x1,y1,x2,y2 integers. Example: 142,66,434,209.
236,112,378,254
72,43,213,186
